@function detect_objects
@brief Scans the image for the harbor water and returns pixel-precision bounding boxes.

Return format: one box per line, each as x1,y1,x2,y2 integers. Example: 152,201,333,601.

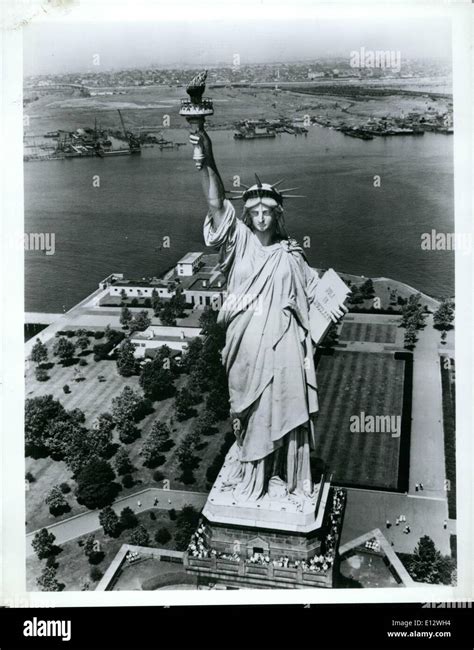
24,127,454,313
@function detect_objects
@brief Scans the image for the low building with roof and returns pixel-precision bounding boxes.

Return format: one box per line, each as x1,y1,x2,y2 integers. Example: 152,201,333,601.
99,252,227,309
130,325,202,358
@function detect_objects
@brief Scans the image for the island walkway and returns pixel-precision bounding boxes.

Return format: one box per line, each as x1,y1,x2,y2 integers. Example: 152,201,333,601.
26,487,207,557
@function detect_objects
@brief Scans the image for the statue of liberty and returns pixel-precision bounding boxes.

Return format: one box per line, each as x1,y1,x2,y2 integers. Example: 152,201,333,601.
185,86,346,504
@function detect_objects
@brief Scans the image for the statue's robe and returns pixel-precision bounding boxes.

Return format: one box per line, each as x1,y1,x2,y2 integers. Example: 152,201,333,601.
204,200,320,500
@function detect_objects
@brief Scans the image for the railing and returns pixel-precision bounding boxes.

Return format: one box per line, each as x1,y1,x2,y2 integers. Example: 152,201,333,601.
186,556,332,586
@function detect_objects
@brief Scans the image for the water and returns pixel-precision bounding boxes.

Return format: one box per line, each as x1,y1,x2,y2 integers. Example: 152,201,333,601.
24,128,454,313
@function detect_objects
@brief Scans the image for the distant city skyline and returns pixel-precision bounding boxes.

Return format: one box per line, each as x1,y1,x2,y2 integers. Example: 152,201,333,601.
24,17,452,76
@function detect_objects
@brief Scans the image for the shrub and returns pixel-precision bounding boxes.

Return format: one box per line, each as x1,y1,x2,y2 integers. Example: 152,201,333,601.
63,385,70,394
153,470,164,482
155,527,171,545
168,508,176,521
90,567,103,582
122,473,134,488
94,331,105,339
25,472,35,483
120,506,138,530
79,359,88,367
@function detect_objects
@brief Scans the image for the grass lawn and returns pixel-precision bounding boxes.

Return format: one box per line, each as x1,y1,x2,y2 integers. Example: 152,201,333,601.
339,322,397,344
26,509,180,592
25,334,229,532
314,351,405,490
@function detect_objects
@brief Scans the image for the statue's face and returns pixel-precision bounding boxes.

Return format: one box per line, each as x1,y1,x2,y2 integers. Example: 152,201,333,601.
248,203,276,234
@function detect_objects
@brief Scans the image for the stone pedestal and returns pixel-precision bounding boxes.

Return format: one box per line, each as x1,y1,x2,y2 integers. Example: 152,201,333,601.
184,447,346,589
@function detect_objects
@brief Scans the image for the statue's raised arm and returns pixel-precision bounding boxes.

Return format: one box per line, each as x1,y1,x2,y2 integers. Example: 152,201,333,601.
179,70,226,229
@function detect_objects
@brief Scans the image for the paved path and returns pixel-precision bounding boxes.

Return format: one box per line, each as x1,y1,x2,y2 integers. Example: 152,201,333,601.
409,315,450,499
341,487,451,555
26,488,207,557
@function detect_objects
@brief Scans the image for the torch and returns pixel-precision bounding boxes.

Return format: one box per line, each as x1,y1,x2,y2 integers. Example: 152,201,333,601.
179,70,214,169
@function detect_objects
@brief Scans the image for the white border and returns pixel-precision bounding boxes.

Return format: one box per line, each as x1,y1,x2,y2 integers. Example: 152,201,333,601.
1,0,473,607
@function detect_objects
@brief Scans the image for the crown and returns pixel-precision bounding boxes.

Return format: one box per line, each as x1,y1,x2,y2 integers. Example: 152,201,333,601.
228,174,305,205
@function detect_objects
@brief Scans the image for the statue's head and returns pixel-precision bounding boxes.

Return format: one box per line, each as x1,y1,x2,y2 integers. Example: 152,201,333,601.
232,175,303,240
242,197,287,239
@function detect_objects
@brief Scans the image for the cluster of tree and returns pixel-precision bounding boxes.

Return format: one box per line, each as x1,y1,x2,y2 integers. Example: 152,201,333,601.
93,328,125,361
111,385,152,443
116,339,138,377
83,534,105,565
140,421,171,468
36,564,64,591
98,505,151,544
404,535,456,585
26,395,116,475
179,308,230,422
154,290,187,326
401,294,427,349
120,307,151,332
139,345,179,401
433,299,455,331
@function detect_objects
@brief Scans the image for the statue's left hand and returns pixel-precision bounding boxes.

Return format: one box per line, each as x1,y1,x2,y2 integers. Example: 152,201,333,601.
328,303,349,323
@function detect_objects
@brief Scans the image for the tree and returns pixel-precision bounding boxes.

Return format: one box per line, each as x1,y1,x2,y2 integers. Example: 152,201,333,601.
181,337,204,373
174,505,200,551
130,310,151,332
408,535,456,585
76,332,90,352
76,458,120,510
119,506,138,530
83,534,104,564
139,353,175,400
30,339,48,365
32,528,56,560
52,336,75,363
404,324,418,350
90,567,103,582
170,290,186,318
36,565,63,591
159,301,176,326
89,413,115,458
116,339,137,377
113,447,133,475
401,293,426,330
433,299,455,331
140,421,171,467
206,387,230,422
155,527,171,545
175,387,195,421
117,419,140,444
359,278,375,299
47,418,88,464
120,306,133,329
193,411,215,437
129,525,151,547
347,285,364,306
45,485,70,516
99,506,121,537
111,386,144,426
35,366,49,382
25,395,67,455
